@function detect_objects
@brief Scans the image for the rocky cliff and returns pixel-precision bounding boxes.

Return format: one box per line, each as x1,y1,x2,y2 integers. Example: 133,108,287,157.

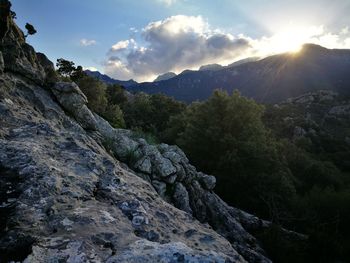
0,2,304,262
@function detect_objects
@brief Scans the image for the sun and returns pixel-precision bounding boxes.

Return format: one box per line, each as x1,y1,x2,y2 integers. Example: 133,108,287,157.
271,33,304,53
257,25,324,55
269,28,310,54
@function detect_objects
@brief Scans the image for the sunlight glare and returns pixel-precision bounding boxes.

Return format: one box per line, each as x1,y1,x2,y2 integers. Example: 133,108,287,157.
256,25,324,55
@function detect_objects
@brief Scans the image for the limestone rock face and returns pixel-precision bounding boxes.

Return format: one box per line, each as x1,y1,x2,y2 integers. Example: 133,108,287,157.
52,82,98,130
0,0,46,84
0,73,245,263
0,17,248,261
173,182,192,214
36,52,59,85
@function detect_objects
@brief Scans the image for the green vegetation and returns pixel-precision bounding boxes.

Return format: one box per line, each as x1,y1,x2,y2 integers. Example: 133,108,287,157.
56,58,350,261
55,59,184,133
56,58,76,78
55,58,125,128
164,90,296,219
139,89,349,262
123,93,185,139
24,23,36,36
162,90,350,262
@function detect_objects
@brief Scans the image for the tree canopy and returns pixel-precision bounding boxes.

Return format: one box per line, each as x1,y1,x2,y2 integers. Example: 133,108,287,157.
25,23,36,36
56,58,76,77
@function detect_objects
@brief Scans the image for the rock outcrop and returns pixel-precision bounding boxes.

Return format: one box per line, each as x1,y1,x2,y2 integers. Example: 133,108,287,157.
0,2,306,262
0,54,244,263
53,81,278,261
0,0,46,84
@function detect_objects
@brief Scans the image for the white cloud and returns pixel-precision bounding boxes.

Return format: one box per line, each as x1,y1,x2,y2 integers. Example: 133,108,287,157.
248,25,350,56
157,0,177,6
105,15,350,82
111,40,130,51
105,15,250,81
80,38,97,47
105,60,132,80
340,26,349,35
111,39,136,51
249,25,325,55
130,27,138,33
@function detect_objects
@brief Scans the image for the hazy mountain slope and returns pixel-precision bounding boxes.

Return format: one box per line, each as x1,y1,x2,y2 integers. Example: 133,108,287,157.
128,44,350,103
85,69,138,87
154,72,177,82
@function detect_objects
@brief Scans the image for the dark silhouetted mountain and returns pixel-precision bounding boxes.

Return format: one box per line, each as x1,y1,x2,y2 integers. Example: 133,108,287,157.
127,44,350,103
226,57,260,68
85,70,138,87
154,72,177,82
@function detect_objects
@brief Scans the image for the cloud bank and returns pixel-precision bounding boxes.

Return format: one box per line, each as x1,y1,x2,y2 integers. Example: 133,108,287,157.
105,15,350,82
105,15,251,81
80,38,97,46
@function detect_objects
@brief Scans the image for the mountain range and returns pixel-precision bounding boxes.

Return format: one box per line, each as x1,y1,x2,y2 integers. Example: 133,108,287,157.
89,44,350,103
85,69,137,87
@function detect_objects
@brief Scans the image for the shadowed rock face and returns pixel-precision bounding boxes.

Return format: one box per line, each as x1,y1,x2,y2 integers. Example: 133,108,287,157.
0,68,244,263
0,2,306,262
0,166,34,262
0,0,46,84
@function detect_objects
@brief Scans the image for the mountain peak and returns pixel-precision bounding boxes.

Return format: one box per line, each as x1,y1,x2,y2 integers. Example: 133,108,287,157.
154,72,177,82
300,43,328,52
199,64,222,71
84,70,138,87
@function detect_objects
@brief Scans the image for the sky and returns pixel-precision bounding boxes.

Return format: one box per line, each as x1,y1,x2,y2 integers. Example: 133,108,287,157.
12,0,350,82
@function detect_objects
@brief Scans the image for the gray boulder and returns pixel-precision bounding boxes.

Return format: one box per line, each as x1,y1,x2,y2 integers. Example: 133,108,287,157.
134,156,152,174
173,182,193,214
52,82,98,130
152,152,177,178
36,52,58,85
152,180,167,198
198,172,216,190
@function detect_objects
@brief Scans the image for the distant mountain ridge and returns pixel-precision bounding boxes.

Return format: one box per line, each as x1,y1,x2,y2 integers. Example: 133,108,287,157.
127,44,350,103
154,72,177,82
199,64,223,71
84,70,138,87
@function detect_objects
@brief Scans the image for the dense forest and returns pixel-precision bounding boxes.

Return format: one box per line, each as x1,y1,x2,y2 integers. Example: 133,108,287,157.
57,59,350,262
